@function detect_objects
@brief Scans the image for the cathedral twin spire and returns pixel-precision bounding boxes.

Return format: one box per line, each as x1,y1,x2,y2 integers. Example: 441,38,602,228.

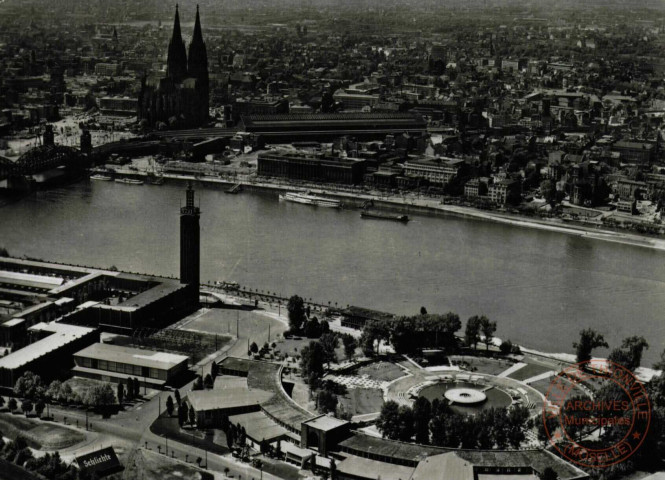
166,4,207,86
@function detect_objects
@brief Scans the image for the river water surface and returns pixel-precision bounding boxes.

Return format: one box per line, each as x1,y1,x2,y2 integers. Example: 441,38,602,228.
1,180,664,364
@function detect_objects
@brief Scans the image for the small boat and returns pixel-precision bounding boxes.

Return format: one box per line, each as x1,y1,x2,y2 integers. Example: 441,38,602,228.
147,176,164,185
279,191,340,208
361,211,409,222
225,183,242,194
114,178,144,185
90,174,113,181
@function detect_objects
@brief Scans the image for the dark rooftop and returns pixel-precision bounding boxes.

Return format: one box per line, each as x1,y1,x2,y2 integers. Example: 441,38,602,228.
115,280,185,309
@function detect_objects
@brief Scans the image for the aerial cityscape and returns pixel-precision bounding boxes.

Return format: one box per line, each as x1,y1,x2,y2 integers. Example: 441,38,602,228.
1,0,665,479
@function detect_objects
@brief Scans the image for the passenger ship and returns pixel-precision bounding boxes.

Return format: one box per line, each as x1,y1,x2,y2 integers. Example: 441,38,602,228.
279,191,341,208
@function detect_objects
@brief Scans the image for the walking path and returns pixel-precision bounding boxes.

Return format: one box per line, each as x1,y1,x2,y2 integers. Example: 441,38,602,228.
523,370,557,385
497,362,527,378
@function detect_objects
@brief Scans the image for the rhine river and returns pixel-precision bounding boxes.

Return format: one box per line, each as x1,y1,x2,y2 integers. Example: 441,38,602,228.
2,180,665,365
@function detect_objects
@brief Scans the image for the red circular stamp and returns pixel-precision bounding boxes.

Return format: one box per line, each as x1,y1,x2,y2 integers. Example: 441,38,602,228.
542,360,650,469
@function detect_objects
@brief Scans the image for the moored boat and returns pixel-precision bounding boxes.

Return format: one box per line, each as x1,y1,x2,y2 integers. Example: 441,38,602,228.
360,211,409,222
90,174,113,181
114,178,144,185
279,191,340,208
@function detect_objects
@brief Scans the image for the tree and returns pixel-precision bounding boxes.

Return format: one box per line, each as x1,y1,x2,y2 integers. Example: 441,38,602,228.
174,389,181,407
396,405,415,441
45,380,62,402
319,333,339,366
221,415,230,433
541,467,558,480
465,316,482,349
210,362,219,379
305,317,321,338
499,340,513,355
125,379,134,400
341,334,357,360
116,383,124,405
204,374,214,389
390,316,419,355
622,336,649,370
608,347,634,372
133,377,140,398
189,404,196,426
287,295,306,332
193,376,204,391
300,341,326,384
250,342,259,354
34,400,45,418
21,400,33,417
178,404,186,427
84,383,116,409
8,398,17,413
320,319,330,335
540,179,557,205
413,397,432,444
506,405,530,448
330,457,337,480
57,383,73,404
166,395,174,416
376,401,402,440
480,316,497,351
14,372,44,400
317,389,338,414
359,329,376,357
275,440,282,458
420,306,428,315
227,424,235,449
574,328,609,364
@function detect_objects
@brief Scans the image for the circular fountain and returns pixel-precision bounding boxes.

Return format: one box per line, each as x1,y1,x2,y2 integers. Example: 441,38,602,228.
444,388,487,405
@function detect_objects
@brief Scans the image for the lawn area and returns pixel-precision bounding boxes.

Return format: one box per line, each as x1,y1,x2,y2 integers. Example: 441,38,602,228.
529,376,589,400
506,362,554,382
355,362,406,382
449,355,515,376
131,449,214,480
183,307,286,340
338,388,384,416
0,413,85,449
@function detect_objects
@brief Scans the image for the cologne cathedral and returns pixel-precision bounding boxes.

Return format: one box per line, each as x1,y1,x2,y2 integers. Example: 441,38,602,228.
138,5,209,129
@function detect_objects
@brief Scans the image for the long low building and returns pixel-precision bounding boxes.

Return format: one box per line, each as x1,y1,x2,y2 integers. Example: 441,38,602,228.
257,150,366,184
72,343,189,388
0,321,98,390
188,387,274,427
0,257,198,336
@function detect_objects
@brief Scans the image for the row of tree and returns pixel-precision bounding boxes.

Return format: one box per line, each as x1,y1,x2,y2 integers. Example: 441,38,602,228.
573,328,650,372
14,371,142,409
359,313,503,357
376,397,531,449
